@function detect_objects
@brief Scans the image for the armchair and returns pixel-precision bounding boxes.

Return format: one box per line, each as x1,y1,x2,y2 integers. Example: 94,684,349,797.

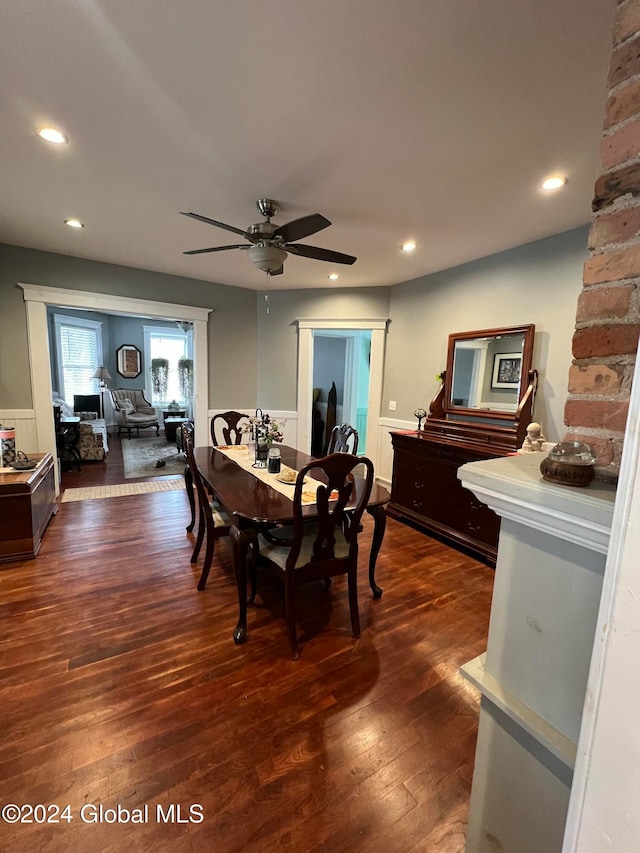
110,389,160,439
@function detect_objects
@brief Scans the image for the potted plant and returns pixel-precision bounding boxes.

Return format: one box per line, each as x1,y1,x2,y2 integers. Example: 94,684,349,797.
178,357,194,404
150,357,169,400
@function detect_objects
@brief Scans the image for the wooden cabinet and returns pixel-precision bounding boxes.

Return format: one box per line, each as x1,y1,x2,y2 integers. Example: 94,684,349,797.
0,454,57,563
387,431,502,565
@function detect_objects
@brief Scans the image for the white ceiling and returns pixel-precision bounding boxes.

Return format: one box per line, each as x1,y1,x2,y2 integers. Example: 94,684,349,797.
0,1,615,292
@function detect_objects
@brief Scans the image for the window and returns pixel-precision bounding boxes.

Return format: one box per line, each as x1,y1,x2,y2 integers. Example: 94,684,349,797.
54,314,103,404
143,325,192,406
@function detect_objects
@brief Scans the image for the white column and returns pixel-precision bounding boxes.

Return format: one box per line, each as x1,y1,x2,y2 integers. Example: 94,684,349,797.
458,453,615,853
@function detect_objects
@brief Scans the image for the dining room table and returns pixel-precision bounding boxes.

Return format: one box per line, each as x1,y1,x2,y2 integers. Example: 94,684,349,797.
189,443,390,645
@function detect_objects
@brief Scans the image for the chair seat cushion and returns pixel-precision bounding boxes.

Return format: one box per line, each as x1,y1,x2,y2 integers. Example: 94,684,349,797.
126,413,158,425
257,523,349,570
209,500,231,528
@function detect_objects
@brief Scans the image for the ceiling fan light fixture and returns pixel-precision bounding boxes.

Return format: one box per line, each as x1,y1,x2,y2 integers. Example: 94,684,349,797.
248,244,287,272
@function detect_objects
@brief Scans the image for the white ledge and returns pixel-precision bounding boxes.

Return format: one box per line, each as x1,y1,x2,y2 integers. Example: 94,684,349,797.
458,453,616,554
461,654,577,769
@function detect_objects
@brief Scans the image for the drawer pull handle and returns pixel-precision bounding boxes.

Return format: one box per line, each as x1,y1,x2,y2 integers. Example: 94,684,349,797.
412,499,423,510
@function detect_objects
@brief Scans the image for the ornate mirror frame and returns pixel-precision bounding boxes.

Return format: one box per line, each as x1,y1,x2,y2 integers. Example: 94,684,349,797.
425,324,537,453
116,344,142,379
443,324,535,420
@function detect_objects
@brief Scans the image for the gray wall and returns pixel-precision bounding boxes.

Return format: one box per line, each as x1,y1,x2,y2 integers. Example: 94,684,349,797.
255,288,392,410
2,227,589,445
384,227,589,442
0,242,257,410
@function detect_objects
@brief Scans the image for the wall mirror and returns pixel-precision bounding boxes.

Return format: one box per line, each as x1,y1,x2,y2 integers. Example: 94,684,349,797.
116,344,141,378
444,324,535,420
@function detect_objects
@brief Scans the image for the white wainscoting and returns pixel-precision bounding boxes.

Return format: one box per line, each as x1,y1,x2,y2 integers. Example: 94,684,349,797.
375,417,415,487
205,409,405,485
0,410,37,455
207,409,299,449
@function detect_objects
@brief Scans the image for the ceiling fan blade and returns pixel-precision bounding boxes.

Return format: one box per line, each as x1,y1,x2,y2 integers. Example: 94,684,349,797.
274,213,331,243
180,211,256,241
286,243,357,265
183,244,247,255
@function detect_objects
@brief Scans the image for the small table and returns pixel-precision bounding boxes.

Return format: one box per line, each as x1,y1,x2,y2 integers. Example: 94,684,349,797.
57,416,81,471
164,417,186,444
162,409,186,422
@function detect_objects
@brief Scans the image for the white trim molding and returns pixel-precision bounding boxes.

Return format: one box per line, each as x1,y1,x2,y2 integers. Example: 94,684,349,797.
208,409,298,449
375,416,415,486
18,283,212,485
0,409,37,456
294,317,389,467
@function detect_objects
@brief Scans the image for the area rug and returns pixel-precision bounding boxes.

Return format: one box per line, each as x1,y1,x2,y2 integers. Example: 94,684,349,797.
62,478,184,502
121,436,188,479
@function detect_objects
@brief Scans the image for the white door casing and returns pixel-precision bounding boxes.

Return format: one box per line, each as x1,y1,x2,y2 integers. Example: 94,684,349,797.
295,318,388,468
18,283,211,485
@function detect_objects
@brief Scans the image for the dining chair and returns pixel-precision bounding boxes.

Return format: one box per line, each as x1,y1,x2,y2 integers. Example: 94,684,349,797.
250,452,374,659
327,423,359,455
210,411,251,446
182,422,233,591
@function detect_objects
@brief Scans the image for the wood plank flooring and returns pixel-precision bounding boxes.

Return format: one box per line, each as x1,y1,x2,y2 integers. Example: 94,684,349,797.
0,437,494,852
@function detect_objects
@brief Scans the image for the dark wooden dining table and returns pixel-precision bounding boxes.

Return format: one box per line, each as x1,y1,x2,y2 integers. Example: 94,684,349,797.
189,444,390,645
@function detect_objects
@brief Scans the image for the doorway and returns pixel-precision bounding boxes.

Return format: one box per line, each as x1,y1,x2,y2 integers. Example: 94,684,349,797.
295,318,388,467
19,283,210,488
312,329,371,454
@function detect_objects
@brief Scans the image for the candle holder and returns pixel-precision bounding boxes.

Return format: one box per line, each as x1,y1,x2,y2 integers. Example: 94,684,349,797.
414,408,427,431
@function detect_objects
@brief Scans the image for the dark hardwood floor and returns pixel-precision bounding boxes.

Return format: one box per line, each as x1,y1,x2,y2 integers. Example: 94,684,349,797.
0,436,494,852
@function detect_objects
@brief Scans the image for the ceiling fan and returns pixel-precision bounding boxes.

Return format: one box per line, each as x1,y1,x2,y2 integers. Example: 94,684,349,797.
181,199,356,276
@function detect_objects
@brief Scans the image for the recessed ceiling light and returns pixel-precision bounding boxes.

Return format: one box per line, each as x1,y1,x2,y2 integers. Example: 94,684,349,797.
402,241,417,253
38,127,68,144
541,176,567,191
328,273,339,280
65,219,84,228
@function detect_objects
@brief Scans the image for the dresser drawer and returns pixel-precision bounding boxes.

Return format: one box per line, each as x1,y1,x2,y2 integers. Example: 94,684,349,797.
389,431,501,565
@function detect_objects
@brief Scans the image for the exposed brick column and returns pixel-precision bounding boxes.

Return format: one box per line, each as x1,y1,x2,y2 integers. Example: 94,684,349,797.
565,0,640,482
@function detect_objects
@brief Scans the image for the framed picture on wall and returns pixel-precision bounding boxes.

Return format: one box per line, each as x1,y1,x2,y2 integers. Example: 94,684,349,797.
491,353,522,389
116,344,141,378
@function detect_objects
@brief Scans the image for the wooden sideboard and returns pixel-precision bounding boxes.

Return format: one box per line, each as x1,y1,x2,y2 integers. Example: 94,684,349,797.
387,431,503,565
0,453,57,563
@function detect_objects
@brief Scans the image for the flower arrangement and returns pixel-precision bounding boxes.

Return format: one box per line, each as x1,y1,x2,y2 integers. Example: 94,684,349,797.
243,411,283,445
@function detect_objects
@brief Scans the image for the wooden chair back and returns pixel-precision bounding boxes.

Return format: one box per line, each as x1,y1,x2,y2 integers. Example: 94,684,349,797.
289,453,372,570
183,423,210,525
210,411,251,446
255,451,374,658
183,421,232,590
327,423,359,455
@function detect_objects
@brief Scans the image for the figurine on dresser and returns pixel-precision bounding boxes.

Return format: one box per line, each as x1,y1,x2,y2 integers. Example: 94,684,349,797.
520,422,545,452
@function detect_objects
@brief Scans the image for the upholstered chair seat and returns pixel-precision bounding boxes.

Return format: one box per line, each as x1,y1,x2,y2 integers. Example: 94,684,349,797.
110,389,159,439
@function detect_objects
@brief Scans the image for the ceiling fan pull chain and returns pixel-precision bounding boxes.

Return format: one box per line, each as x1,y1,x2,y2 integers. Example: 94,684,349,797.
265,270,270,314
